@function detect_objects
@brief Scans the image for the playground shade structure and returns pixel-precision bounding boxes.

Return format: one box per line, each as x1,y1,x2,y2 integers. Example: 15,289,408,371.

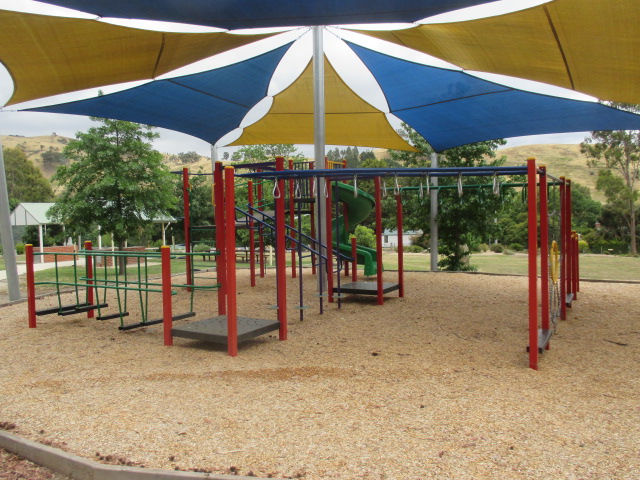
356,0,640,104
33,0,493,29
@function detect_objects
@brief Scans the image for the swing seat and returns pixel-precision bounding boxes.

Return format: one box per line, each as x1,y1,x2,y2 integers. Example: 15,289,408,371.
36,302,90,316
58,303,108,316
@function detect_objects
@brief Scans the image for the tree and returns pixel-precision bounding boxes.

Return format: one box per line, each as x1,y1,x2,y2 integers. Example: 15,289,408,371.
231,144,304,162
48,118,176,270
581,103,640,255
389,124,508,270
177,151,201,164
41,147,67,170
3,147,54,209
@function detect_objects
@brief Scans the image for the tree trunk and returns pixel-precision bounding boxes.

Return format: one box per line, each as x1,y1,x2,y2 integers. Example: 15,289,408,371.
117,240,126,275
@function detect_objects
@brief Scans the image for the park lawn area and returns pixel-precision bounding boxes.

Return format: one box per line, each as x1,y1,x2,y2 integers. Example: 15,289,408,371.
381,251,639,281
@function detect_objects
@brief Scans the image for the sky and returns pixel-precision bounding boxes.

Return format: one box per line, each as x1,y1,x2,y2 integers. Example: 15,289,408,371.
0,0,595,158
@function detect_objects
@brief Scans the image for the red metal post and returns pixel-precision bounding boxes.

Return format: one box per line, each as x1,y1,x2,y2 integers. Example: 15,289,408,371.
351,236,358,282
84,240,95,318
559,178,567,320
288,159,297,278
275,157,288,340
182,167,192,292
325,178,334,303
26,244,36,328
248,180,256,287
374,177,384,306
572,231,579,300
343,206,349,277
527,158,539,370
225,167,238,356
396,193,404,298
539,167,550,342
161,246,173,346
565,180,573,306
214,162,226,315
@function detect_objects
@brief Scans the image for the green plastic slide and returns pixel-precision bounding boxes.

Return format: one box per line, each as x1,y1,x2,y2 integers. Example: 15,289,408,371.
331,182,379,276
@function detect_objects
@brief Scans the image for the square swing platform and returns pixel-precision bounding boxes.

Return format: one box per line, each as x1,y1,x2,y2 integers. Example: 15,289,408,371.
333,281,400,296
171,316,280,345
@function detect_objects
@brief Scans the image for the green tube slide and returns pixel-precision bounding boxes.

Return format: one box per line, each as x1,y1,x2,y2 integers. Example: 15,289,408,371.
331,182,379,276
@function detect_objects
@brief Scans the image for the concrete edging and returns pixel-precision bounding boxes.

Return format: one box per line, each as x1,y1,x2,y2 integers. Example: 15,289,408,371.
0,430,271,480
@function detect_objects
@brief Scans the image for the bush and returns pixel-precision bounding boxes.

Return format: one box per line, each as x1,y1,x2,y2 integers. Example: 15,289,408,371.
15,243,25,255
354,225,376,249
489,243,504,253
405,245,424,253
578,240,589,253
509,243,524,252
478,243,489,253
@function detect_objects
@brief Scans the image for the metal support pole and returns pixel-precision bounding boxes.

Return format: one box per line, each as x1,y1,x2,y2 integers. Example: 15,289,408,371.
313,26,327,295
374,177,384,305
161,246,173,346
559,177,567,320
527,158,539,370
539,167,550,348
248,180,256,287
0,139,21,300
214,162,226,315
182,167,192,291
84,240,95,319
275,157,288,340
429,153,439,271
224,167,238,356
396,193,404,298
26,244,36,327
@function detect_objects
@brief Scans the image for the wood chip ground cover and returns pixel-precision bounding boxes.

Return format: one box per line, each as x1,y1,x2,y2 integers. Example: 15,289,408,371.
0,271,638,479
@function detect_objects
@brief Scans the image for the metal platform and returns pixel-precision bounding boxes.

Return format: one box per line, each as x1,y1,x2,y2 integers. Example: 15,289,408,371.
527,328,553,354
333,281,400,296
566,293,574,307
171,316,280,344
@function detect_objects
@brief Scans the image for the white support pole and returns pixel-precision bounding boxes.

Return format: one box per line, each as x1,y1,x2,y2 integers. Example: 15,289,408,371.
38,224,45,264
430,153,439,271
313,26,327,292
0,139,21,300
97,226,102,249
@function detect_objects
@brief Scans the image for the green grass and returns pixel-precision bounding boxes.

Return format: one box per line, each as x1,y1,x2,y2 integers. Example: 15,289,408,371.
381,251,639,281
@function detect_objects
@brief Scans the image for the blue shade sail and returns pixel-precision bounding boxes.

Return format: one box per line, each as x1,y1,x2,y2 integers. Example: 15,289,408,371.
347,42,640,152
38,0,493,29
26,43,293,146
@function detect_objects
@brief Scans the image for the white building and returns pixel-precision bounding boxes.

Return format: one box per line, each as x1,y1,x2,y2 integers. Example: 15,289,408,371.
381,229,423,248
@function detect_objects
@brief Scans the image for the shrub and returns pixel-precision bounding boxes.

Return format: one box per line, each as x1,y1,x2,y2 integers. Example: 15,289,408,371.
478,243,489,253
354,225,376,249
405,245,424,253
509,243,524,252
577,240,589,253
15,243,25,255
489,243,503,253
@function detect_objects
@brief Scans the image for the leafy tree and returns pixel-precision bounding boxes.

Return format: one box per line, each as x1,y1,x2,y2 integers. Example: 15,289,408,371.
177,151,201,164
581,103,640,255
41,147,67,170
231,144,304,162
3,147,54,209
48,118,176,270
389,124,508,270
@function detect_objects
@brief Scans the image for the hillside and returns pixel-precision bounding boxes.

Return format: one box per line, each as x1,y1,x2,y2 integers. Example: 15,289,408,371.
497,144,603,202
1,134,72,179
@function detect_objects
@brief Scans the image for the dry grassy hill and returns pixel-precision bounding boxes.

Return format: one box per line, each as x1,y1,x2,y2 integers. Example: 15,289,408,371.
1,134,72,179
497,144,603,201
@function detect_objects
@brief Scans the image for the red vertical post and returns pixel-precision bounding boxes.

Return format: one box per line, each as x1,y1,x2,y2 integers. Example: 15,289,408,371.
161,246,173,346
257,169,266,278
275,157,288,340
248,180,256,287
396,193,404,298
374,177,384,306
288,159,297,278
342,206,349,277
325,178,334,303
26,244,36,328
224,167,238,356
214,162,226,315
351,236,358,282
559,178,567,320
571,230,580,300
565,180,573,306
182,167,192,292
84,240,95,319
539,167,550,349
527,158,539,370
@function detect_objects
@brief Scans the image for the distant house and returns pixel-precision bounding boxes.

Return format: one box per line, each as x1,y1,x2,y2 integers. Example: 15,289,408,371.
382,229,422,248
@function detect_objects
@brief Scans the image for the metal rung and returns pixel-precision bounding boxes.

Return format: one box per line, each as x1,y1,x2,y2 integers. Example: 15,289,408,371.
97,312,129,321
36,302,90,316
292,305,309,310
59,303,108,316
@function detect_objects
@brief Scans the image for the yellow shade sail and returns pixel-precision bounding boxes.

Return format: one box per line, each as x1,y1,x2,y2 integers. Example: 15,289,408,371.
230,58,417,151
0,10,274,106
355,0,640,104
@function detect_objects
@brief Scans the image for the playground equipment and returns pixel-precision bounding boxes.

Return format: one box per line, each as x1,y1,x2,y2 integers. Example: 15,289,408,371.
25,157,579,369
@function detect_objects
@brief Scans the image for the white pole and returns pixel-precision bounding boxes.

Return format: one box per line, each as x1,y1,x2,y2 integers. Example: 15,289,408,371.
313,26,327,292
97,225,102,249
430,153,439,271
0,139,21,300
38,224,45,264
162,222,167,246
